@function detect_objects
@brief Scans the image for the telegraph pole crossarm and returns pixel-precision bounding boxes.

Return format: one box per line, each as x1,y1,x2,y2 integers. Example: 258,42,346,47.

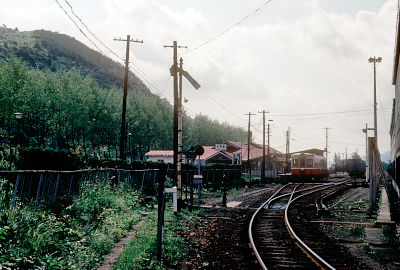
114,35,143,160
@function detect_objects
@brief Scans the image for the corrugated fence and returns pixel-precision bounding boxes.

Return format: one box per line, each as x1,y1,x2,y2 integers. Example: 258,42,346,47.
0,168,158,207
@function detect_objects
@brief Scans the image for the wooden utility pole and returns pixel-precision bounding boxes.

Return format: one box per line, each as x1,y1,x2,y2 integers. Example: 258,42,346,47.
285,128,290,173
324,127,330,170
164,41,193,211
114,35,143,160
245,112,256,181
267,120,272,173
164,48,199,212
258,110,268,180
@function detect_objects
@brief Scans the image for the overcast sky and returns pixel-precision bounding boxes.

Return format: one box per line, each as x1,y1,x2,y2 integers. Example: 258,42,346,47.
1,0,397,163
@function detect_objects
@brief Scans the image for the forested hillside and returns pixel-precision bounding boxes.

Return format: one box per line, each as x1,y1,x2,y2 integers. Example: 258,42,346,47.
0,27,148,93
0,27,246,161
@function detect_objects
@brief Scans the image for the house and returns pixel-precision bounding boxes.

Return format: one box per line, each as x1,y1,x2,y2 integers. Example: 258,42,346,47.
145,141,286,178
144,150,174,163
186,144,233,166
225,141,286,177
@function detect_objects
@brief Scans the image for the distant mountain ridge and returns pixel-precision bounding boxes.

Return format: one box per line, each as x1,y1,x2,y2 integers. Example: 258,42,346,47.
0,27,151,95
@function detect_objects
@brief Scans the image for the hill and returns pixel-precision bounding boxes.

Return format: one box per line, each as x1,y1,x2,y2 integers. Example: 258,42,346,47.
0,27,149,95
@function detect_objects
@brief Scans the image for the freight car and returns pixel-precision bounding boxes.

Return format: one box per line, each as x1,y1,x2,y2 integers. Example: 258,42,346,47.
346,158,366,179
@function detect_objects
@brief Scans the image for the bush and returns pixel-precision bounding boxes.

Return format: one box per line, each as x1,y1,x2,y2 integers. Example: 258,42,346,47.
16,147,83,170
0,181,149,269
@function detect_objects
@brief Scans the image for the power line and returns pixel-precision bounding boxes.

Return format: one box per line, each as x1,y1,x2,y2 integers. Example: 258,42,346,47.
270,108,390,117
54,0,174,104
185,0,276,54
185,0,251,47
53,0,104,53
199,89,247,121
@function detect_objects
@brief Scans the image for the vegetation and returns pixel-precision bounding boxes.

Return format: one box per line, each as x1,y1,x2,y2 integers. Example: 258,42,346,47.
114,208,202,270
0,56,245,168
0,180,153,269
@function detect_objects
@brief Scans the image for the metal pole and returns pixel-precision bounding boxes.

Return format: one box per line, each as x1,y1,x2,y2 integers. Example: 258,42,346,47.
177,57,183,208
262,111,265,180
267,122,270,177
373,59,377,144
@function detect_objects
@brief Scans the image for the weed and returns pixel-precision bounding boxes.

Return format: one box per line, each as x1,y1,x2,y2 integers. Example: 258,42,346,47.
0,181,149,269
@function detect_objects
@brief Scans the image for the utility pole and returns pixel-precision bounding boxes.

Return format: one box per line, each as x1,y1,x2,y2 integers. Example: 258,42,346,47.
114,35,143,160
267,119,273,177
245,112,256,182
165,43,199,211
285,128,290,173
368,56,382,146
164,41,187,210
178,57,183,208
258,110,269,180
324,127,330,170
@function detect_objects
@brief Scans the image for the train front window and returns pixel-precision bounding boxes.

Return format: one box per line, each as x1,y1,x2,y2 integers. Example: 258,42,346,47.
299,159,305,167
292,159,298,167
306,159,314,167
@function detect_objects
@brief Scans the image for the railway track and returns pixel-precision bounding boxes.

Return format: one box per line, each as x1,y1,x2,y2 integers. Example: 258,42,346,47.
249,180,365,270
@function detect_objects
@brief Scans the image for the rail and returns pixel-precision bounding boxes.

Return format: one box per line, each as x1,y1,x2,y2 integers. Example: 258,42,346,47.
284,184,341,270
249,180,349,269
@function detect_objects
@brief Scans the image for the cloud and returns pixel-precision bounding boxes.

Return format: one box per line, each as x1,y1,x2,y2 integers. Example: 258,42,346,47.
0,0,397,158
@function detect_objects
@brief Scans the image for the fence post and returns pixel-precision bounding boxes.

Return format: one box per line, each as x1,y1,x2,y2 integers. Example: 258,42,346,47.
11,174,20,207
156,166,167,261
35,174,44,205
52,173,61,203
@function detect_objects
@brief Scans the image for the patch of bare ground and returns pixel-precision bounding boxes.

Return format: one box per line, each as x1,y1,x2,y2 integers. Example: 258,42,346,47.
201,184,279,208
96,220,145,270
319,186,400,270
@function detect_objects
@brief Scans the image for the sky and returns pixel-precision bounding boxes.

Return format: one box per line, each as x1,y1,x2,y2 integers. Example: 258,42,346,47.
0,0,397,164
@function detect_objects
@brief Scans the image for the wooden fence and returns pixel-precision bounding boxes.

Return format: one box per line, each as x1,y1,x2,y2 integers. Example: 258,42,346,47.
0,168,158,207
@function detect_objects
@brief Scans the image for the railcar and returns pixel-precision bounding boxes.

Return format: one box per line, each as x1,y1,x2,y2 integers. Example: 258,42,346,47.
290,152,328,181
346,158,366,179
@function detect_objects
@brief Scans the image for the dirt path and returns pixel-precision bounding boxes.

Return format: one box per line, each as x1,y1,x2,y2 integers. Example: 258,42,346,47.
96,220,145,270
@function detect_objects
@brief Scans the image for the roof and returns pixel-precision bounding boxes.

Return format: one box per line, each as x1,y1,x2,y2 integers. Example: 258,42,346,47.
145,150,173,157
233,143,284,161
291,148,325,156
197,146,232,161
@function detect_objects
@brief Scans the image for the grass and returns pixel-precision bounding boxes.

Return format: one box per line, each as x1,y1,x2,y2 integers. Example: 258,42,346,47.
0,181,154,269
113,207,202,270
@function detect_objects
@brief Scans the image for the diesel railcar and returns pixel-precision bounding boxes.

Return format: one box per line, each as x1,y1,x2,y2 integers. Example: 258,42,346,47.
290,152,328,181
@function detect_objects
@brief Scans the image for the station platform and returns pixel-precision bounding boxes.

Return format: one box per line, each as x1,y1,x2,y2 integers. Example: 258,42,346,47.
366,186,395,246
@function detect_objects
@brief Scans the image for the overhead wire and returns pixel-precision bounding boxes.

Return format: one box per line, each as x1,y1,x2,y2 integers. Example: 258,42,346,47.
54,0,104,54
55,0,174,103
185,0,250,48
185,0,276,54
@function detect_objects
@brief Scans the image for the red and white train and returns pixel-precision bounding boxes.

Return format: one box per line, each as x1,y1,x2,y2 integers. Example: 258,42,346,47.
290,152,328,181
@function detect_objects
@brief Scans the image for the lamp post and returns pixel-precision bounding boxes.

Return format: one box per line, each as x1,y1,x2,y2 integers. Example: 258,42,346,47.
127,132,132,163
14,112,23,146
368,56,382,145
